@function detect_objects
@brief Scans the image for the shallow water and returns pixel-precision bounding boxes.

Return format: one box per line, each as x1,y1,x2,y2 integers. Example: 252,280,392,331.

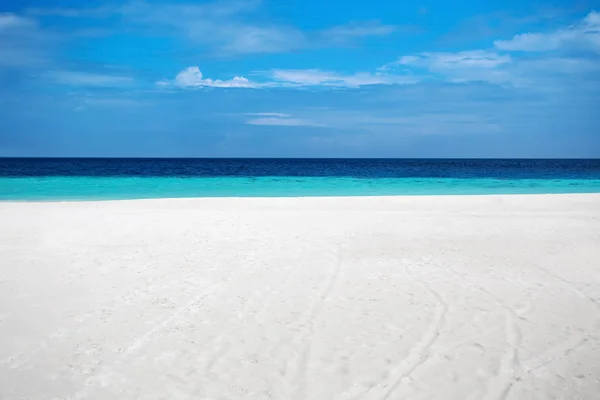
1,158,599,200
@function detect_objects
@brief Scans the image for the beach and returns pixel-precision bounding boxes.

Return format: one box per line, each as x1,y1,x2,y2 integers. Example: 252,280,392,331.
1,194,599,400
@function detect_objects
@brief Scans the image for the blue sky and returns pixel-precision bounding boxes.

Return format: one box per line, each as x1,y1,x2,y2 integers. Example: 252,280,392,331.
0,0,599,157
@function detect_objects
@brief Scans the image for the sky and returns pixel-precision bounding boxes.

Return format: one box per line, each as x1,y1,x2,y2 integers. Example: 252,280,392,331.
0,0,599,158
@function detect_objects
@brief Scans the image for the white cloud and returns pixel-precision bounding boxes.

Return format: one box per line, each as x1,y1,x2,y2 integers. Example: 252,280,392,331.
494,11,600,52
141,9,600,92
381,50,515,85
322,21,396,43
23,2,401,55
0,13,54,67
245,112,291,117
269,68,415,87
0,13,33,31
24,1,307,56
397,50,511,70
120,1,309,55
220,26,308,54
375,11,600,89
123,3,400,55
162,66,415,89
161,66,257,88
49,71,134,86
246,117,325,127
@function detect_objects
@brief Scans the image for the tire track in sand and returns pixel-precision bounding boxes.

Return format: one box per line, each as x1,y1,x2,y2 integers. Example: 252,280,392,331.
376,260,449,400
343,259,449,400
291,247,342,400
446,263,522,400
72,280,227,400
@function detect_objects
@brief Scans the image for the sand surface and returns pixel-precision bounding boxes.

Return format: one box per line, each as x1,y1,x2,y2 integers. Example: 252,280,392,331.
1,194,600,400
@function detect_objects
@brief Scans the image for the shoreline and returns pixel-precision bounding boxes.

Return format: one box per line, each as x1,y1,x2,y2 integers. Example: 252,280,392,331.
1,191,600,204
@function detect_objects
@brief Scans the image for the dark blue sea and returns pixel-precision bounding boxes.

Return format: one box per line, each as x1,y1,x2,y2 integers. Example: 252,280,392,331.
1,158,599,200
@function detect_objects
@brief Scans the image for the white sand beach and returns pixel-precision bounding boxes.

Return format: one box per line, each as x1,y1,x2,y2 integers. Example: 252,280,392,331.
1,194,599,400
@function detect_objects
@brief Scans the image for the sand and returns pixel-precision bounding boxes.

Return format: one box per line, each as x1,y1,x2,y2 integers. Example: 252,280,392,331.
1,194,599,400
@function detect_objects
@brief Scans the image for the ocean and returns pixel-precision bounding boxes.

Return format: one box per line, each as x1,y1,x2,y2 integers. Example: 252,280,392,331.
1,158,600,201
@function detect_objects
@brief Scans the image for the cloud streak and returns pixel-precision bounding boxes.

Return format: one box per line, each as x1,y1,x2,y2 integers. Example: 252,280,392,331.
387,50,515,85
268,68,416,87
125,3,399,54
0,12,33,30
494,11,600,52
320,21,398,44
382,12,600,87
0,12,51,67
21,1,399,56
114,1,308,55
9,3,600,96
397,50,511,69
246,117,326,127
245,112,291,117
49,71,134,86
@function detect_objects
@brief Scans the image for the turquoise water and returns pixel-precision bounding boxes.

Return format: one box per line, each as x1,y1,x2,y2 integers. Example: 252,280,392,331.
1,158,600,200
2,176,600,201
